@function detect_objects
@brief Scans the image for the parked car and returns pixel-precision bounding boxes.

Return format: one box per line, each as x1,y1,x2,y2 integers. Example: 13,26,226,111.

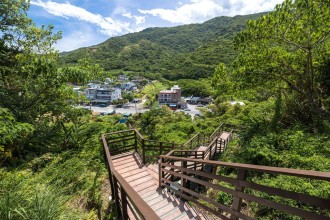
99,103,107,107
196,104,204,108
123,112,132,117
99,110,116,116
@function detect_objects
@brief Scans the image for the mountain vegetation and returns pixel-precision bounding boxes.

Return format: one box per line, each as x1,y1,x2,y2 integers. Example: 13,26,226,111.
1,0,329,219
60,13,265,80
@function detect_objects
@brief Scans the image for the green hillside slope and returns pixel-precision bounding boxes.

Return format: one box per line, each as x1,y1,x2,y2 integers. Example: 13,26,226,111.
60,13,265,80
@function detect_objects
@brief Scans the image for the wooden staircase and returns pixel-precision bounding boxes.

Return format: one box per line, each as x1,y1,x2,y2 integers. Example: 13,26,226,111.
112,151,205,220
102,127,330,220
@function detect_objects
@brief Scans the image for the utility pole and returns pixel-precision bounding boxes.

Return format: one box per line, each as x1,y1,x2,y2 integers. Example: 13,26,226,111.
134,101,138,113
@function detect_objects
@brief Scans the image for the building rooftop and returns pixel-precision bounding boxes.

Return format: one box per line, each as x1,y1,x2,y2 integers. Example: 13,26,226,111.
159,85,181,94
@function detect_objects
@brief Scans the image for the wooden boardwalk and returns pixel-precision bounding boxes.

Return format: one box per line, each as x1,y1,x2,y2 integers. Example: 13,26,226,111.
103,128,330,220
111,151,205,220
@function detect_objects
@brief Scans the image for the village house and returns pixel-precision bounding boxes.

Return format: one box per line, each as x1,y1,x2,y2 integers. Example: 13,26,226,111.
117,73,129,81
84,85,122,104
95,88,121,101
120,82,137,91
158,85,187,109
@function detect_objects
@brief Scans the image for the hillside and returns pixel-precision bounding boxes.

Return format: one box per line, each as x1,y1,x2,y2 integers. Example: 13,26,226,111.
60,13,265,80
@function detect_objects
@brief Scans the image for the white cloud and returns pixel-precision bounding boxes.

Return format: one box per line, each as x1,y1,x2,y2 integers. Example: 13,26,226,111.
31,0,132,36
121,9,146,25
122,11,133,19
134,15,145,25
54,25,107,52
139,0,284,24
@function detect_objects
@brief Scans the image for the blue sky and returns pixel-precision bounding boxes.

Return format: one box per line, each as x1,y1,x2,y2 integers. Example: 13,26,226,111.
28,0,284,52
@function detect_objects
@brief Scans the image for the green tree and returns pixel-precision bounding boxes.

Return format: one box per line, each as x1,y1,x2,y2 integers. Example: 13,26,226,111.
232,0,330,128
0,108,34,165
62,58,106,85
0,1,89,161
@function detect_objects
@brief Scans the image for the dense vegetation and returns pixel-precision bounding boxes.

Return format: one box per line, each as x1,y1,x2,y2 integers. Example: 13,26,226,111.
0,1,121,219
1,0,329,219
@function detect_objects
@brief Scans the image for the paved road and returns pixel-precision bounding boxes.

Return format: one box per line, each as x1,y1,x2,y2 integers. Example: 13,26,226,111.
87,102,201,117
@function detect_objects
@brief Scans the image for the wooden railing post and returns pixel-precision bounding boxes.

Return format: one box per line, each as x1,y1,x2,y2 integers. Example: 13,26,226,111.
103,148,115,198
231,169,247,220
159,157,163,187
197,133,200,146
181,160,187,192
210,144,213,159
134,131,138,152
121,186,128,220
113,178,122,219
160,142,163,156
170,159,174,183
142,138,145,164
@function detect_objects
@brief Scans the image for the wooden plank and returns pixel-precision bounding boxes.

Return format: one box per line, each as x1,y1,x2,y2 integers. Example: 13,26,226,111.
110,143,136,150
162,184,232,220
231,169,247,220
163,167,329,219
237,190,330,220
239,180,330,210
161,168,237,196
162,179,251,220
161,162,238,185
161,164,330,215
220,132,231,141
103,129,135,136
160,155,330,180
113,170,161,220
110,147,135,155
108,134,135,141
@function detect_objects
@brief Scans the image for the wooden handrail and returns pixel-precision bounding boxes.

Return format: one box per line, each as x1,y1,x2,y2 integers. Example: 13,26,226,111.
159,154,330,219
209,122,224,140
102,127,330,220
182,132,200,148
160,155,330,180
102,133,160,220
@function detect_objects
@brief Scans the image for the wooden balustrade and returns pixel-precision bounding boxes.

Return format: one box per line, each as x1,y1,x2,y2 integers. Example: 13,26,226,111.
102,133,160,220
159,155,330,220
101,125,227,219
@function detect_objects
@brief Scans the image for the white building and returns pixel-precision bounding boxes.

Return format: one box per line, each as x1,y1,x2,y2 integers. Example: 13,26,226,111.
85,86,122,102
118,73,128,81
121,82,137,91
85,88,97,100
96,88,122,102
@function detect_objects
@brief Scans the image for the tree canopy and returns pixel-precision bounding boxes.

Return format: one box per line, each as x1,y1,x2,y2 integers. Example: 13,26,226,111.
0,0,90,164
213,0,330,129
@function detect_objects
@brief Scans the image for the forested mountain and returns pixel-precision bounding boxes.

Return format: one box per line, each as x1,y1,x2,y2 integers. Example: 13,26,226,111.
60,13,265,80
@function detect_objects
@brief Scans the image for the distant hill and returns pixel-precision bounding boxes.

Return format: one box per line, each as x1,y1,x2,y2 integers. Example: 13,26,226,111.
60,13,266,80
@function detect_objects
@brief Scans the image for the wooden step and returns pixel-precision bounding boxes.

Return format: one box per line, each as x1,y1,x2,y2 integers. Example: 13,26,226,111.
124,170,150,182
112,152,206,220
147,163,159,184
